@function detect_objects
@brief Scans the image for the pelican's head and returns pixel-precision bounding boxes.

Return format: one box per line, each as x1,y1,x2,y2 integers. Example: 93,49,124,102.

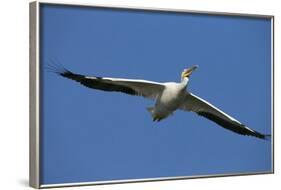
181,65,198,79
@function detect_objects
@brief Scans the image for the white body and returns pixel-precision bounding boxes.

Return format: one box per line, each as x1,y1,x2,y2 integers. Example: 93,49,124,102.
149,79,188,121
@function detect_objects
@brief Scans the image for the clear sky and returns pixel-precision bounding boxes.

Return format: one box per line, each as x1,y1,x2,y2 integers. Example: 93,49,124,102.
40,4,272,185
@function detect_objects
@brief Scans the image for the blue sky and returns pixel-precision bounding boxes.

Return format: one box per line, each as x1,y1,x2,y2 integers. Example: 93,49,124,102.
40,4,272,185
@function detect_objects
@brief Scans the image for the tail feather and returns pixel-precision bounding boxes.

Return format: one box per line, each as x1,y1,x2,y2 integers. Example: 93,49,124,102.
146,107,154,114
147,107,156,120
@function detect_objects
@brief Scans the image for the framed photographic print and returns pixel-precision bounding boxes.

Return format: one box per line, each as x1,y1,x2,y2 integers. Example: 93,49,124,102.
29,1,274,188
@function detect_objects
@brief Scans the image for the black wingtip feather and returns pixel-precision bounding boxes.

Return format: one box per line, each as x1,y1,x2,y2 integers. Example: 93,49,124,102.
45,62,139,96
263,134,272,141
44,61,84,81
198,111,270,140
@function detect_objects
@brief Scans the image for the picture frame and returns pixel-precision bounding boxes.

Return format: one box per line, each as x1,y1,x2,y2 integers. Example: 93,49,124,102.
30,1,274,188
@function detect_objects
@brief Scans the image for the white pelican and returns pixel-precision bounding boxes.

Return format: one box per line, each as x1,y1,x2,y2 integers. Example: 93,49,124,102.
49,64,270,140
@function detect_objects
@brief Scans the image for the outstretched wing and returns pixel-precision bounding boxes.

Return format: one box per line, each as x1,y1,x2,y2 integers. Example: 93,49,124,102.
180,92,270,140
56,68,165,100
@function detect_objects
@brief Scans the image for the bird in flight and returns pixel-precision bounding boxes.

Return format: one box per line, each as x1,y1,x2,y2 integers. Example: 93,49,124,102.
48,64,270,140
